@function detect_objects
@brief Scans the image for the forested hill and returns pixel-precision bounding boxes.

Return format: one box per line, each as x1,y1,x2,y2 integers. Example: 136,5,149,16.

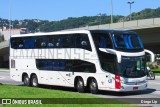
132,7,160,20
0,7,160,32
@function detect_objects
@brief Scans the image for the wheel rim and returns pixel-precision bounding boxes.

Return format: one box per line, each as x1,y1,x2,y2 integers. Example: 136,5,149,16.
32,78,38,86
90,80,96,90
77,80,83,89
24,77,29,85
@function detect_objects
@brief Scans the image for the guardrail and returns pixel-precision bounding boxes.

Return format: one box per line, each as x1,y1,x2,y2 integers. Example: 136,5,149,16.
64,18,160,31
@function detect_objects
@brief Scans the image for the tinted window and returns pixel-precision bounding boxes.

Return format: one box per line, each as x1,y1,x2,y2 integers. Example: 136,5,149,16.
10,33,92,51
98,51,116,74
62,35,73,48
112,34,143,49
36,59,96,73
47,37,56,48
11,38,24,49
92,33,112,49
24,37,35,49
35,37,48,48
75,34,92,51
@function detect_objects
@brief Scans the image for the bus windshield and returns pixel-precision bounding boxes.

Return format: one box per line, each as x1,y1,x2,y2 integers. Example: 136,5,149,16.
118,56,146,78
112,34,143,49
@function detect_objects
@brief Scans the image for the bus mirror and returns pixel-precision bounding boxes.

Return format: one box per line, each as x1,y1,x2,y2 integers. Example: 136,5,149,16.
145,55,150,62
144,49,155,63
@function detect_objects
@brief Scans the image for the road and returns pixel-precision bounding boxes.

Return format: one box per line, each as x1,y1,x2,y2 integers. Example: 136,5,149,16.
0,70,160,106
0,70,22,85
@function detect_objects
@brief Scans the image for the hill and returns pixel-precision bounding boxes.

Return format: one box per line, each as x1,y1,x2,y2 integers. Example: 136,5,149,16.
0,7,160,32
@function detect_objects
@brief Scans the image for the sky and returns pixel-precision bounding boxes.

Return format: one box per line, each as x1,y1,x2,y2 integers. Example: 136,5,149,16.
0,0,160,21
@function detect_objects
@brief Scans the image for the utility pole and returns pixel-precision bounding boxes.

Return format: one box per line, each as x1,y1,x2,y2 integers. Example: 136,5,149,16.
110,0,113,23
9,0,12,37
127,1,134,21
97,13,102,25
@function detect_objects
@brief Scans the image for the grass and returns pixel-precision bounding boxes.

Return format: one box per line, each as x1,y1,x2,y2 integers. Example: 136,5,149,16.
0,85,132,107
152,68,160,76
0,68,9,70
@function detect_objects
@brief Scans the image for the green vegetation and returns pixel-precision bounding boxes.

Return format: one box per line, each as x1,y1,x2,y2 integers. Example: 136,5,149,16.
0,68,9,70
1,8,160,32
147,62,160,76
0,85,131,107
152,68,160,76
132,7,160,20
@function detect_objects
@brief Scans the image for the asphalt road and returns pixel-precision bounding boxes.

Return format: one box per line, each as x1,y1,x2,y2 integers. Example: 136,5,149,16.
0,70,22,85
0,70,160,106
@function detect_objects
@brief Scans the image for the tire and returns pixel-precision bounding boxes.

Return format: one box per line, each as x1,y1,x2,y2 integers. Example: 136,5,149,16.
31,75,39,87
76,78,85,93
149,72,155,80
89,79,98,94
23,75,30,86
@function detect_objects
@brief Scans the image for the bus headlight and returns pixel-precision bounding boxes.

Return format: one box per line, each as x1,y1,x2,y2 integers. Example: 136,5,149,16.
113,77,126,84
120,80,126,84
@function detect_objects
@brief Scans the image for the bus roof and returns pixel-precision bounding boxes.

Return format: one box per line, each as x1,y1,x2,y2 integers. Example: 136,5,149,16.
11,30,90,37
90,29,137,34
11,29,136,37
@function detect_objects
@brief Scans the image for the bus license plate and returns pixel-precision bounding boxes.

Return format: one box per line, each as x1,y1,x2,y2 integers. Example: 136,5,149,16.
133,87,138,90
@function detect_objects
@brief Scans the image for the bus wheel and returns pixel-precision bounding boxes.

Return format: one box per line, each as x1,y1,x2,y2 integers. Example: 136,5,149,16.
89,79,98,94
76,78,85,93
23,75,30,86
31,75,39,87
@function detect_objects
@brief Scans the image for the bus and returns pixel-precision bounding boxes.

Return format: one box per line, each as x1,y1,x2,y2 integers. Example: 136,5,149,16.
10,30,155,93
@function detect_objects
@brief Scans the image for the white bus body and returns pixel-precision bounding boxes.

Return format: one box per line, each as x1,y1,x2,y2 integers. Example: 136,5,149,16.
10,30,154,93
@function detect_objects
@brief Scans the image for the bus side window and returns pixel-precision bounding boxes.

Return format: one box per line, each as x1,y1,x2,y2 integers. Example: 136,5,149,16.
56,37,62,48
35,37,47,48
48,36,56,48
59,61,65,71
47,61,53,70
105,36,112,48
92,33,112,49
53,61,59,71
62,35,73,48
66,61,73,71
18,39,24,49
11,38,18,49
76,34,92,51
11,38,24,49
24,37,35,49
99,35,112,48
37,60,47,70
99,36,106,48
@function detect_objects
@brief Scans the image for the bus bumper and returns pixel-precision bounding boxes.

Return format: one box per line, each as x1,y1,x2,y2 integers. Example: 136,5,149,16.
100,83,147,92
117,83,148,92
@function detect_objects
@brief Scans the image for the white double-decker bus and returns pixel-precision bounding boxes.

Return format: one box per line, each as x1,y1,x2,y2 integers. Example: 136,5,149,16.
10,30,155,93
